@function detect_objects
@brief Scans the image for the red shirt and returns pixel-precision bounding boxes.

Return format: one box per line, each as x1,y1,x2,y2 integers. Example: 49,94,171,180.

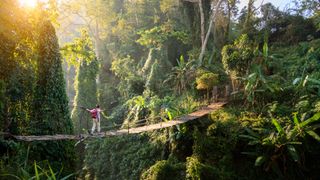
89,109,98,119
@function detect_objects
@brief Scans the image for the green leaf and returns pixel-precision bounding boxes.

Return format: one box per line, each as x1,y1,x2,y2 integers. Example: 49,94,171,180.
24,145,30,169
245,127,260,138
306,130,320,142
287,145,299,162
263,41,268,59
34,162,40,180
293,78,301,85
60,173,74,180
166,108,173,120
272,118,284,134
248,140,261,145
241,152,258,156
0,174,21,180
262,139,273,146
248,73,256,79
292,112,300,126
306,77,320,85
48,164,56,180
300,112,320,127
255,156,266,166
286,141,302,145
179,55,185,65
301,113,307,121
239,134,259,141
20,168,31,179
303,75,309,87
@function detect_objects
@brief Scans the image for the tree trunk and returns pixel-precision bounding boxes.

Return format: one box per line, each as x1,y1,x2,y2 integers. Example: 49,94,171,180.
94,18,101,59
225,84,231,99
244,0,255,32
212,86,218,102
198,0,223,64
225,1,231,42
199,0,205,45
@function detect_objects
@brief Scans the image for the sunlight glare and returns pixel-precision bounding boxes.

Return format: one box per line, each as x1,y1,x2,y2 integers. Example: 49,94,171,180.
19,0,38,8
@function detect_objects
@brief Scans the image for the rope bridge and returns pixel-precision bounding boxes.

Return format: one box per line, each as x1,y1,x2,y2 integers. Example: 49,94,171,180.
5,102,227,142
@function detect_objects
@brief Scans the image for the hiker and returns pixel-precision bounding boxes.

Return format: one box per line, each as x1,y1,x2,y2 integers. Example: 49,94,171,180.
86,105,101,134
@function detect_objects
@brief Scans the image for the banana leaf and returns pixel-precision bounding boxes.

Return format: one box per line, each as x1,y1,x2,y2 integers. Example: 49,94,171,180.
272,118,284,134
306,130,320,142
255,156,266,166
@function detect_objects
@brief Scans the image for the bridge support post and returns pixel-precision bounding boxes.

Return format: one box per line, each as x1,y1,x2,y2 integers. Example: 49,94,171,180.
225,85,231,100
212,86,218,102
127,124,129,134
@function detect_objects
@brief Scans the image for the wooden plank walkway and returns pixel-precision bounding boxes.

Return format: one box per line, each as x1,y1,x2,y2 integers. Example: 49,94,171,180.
12,102,226,141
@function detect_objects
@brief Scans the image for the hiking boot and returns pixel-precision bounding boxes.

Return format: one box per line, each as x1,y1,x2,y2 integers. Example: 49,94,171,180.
87,130,93,135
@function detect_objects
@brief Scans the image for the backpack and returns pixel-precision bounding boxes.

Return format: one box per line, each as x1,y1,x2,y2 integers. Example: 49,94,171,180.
90,109,98,119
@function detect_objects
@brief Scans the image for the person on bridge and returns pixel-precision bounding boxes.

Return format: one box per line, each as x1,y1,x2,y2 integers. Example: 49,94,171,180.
86,105,102,134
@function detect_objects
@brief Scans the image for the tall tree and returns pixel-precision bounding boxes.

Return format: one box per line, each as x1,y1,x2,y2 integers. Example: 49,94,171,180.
198,0,223,63
62,30,99,133
30,17,75,173
32,18,73,135
64,30,99,133
0,0,35,135
199,0,205,45
72,59,98,133
243,0,256,32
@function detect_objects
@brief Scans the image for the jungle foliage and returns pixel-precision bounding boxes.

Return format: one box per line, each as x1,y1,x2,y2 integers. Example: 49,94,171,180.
0,0,75,176
1,0,320,179
78,0,320,179
61,30,99,133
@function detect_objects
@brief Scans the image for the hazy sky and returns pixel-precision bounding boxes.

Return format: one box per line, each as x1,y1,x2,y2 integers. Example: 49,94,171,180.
239,0,296,11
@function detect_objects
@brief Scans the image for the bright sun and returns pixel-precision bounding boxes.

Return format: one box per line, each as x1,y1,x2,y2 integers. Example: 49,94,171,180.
19,0,38,8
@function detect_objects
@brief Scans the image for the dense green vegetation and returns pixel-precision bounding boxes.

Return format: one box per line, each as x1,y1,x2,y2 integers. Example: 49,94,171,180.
62,30,99,133
0,0,75,177
1,0,320,179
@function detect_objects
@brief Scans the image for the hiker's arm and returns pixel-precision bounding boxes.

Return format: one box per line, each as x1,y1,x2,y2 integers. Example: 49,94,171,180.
101,111,107,118
98,109,104,112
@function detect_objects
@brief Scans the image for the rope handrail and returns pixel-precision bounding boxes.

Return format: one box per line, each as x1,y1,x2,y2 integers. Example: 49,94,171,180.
118,116,162,130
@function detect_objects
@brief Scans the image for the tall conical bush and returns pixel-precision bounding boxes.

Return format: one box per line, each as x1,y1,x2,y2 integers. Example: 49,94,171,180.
30,19,75,174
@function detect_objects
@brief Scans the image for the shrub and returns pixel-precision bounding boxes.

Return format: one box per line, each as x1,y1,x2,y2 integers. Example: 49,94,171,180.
141,160,185,180
241,112,320,178
83,134,164,179
186,156,218,180
221,34,254,78
196,73,219,90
